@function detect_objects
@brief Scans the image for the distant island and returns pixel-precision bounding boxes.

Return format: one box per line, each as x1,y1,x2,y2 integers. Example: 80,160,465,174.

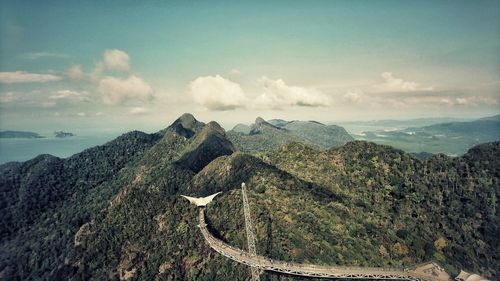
0,130,45,139
54,131,75,138
0,130,77,139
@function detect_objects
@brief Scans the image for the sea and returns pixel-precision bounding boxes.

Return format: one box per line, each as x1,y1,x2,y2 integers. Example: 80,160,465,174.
0,134,121,164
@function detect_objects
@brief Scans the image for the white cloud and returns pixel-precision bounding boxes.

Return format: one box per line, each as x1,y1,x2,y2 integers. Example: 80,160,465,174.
440,96,497,107
98,75,153,105
49,90,89,102
188,75,333,111
103,49,130,71
374,72,433,92
67,65,86,80
22,52,68,60
255,76,332,109
0,71,62,83
40,101,57,108
343,89,364,104
189,75,247,110
474,96,498,105
129,106,148,115
455,98,468,105
0,92,17,103
76,112,86,117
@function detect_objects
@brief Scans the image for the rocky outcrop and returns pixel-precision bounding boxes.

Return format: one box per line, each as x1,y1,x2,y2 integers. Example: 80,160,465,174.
250,117,283,135
117,244,143,281
74,222,94,247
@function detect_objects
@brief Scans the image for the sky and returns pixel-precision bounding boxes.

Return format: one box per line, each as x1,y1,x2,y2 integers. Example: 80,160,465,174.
1,0,499,133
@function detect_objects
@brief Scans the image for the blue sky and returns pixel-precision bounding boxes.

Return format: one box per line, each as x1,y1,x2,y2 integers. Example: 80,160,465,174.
1,0,499,133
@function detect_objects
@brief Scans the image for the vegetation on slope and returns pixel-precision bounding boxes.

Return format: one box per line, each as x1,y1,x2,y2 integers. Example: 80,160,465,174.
0,114,497,281
0,130,162,280
63,139,498,280
260,141,499,277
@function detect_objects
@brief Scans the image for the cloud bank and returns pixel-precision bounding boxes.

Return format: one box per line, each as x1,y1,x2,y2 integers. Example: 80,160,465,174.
22,52,69,60
374,72,433,92
189,75,332,111
335,71,499,111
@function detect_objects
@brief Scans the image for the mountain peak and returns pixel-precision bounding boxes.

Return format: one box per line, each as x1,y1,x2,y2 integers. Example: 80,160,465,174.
175,120,235,172
255,117,267,125
177,113,197,128
205,121,226,136
250,117,282,135
169,113,205,138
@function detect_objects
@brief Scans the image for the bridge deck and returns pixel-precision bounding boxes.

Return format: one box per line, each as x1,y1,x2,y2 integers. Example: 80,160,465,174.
198,208,448,281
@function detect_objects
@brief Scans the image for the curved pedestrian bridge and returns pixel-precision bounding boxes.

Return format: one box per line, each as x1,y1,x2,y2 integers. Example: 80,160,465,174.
197,207,451,281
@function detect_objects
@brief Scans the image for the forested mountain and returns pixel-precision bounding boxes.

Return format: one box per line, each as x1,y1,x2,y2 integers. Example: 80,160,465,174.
0,114,498,280
0,130,162,280
271,119,354,148
228,117,353,153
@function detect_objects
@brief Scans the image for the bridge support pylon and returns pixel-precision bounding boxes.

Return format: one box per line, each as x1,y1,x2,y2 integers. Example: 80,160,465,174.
241,182,261,281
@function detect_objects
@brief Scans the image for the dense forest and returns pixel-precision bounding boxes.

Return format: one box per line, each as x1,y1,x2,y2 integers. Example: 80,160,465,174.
0,113,498,280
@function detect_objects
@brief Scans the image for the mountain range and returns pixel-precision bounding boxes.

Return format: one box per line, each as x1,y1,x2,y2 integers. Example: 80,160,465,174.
228,117,354,153
351,115,500,156
0,113,498,280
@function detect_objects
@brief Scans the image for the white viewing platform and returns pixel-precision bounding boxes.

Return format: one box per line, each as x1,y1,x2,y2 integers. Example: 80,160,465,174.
181,192,221,207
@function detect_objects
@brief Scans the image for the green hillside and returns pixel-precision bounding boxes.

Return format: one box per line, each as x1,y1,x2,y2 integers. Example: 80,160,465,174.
0,114,497,280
